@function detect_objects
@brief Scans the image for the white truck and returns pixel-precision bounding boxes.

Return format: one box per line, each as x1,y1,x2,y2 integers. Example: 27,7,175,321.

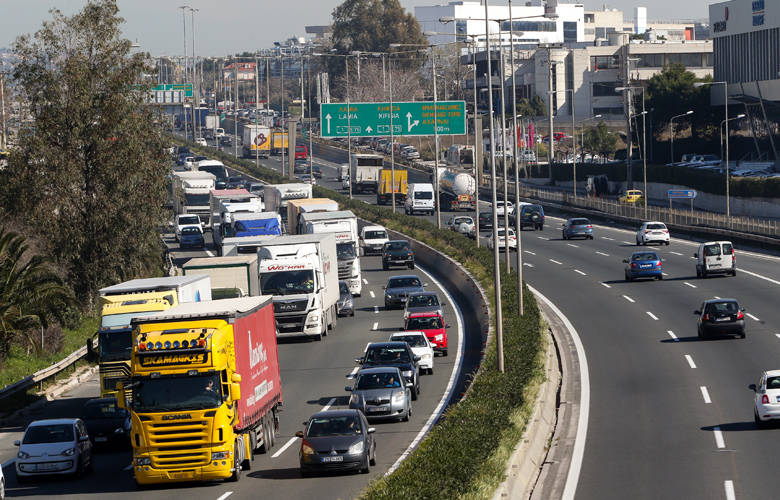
242,124,272,158
211,191,265,252
286,198,340,235
437,168,477,211
351,153,383,193
218,211,282,254
209,188,259,233
445,145,475,169
221,235,279,257
299,210,362,296
173,171,216,231
257,233,339,340
182,255,259,298
263,183,313,224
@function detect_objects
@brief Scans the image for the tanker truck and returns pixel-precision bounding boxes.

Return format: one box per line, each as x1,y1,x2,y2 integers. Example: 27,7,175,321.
433,167,477,211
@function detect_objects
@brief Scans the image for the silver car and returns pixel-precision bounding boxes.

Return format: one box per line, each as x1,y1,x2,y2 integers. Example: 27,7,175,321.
403,291,444,321
337,280,355,317
346,367,412,422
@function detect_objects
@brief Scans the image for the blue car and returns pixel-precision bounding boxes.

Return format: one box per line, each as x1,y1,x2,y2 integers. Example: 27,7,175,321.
562,218,594,240
624,251,663,281
180,226,205,249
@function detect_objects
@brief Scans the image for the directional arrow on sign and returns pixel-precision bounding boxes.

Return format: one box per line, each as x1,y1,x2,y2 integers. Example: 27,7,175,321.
325,113,332,134
406,112,419,132
366,126,373,134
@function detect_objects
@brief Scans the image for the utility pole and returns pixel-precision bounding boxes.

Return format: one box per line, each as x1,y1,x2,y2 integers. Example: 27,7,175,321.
281,56,286,177
547,45,555,173
255,55,260,167
347,55,353,199
308,54,314,184
390,58,396,211
433,51,441,229
509,0,523,316
499,44,509,269
471,36,481,247
179,5,189,141
234,61,238,158
0,71,7,150
190,7,199,142
624,43,633,189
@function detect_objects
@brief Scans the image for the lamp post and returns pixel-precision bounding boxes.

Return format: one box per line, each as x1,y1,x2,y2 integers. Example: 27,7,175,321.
695,80,730,217
616,86,646,216
565,88,577,197
189,7,200,142
720,113,745,182
669,110,693,164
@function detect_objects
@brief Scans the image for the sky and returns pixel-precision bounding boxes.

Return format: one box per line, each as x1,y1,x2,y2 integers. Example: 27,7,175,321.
1,0,713,57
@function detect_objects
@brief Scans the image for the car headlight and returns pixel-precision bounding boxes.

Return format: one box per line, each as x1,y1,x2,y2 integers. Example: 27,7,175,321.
114,427,126,434
61,447,76,456
402,370,413,378
302,442,315,456
435,334,444,341
392,391,406,403
211,451,230,460
422,353,432,360
308,313,319,323
17,450,30,459
348,440,364,455
134,457,151,466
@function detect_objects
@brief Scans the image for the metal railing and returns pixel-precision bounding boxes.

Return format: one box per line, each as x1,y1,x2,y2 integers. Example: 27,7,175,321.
0,345,88,402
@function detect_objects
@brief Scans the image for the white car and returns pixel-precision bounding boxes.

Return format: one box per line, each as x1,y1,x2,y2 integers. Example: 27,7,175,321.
195,137,208,147
0,461,4,499
636,221,670,246
175,214,202,241
495,201,515,216
488,227,517,252
360,225,389,255
446,215,474,235
183,156,195,169
298,174,316,185
15,418,93,481
754,370,780,427
389,331,434,375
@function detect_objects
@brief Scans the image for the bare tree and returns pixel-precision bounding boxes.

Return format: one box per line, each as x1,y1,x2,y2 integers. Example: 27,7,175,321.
332,61,423,102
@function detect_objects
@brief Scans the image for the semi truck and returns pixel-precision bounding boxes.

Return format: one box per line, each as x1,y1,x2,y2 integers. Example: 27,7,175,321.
299,210,362,296
376,168,408,205
351,153,383,193
211,193,265,252
209,188,258,232
271,130,289,155
257,233,339,340
221,235,278,257
445,145,475,169
197,159,230,190
435,167,477,211
242,124,272,158
183,255,259,298
120,297,282,485
215,212,281,255
87,276,212,399
172,171,216,231
263,183,312,224
286,198,339,235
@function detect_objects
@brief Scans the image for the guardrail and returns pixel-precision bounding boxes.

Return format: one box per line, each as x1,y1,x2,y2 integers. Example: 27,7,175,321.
0,345,88,402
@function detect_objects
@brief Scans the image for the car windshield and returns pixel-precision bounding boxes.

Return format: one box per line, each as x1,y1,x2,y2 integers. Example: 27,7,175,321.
82,401,127,420
408,294,438,308
392,334,427,347
181,227,201,235
571,219,590,226
631,253,659,262
704,244,722,256
407,316,443,330
497,229,514,237
388,277,421,289
131,373,222,412
178,216,200,226
306,416,362,437
23,424,75,444
365,346,411,364
523,206,541,215
339,282,349,295
385,242,409,251
365,230,387,240
184,193,210,206
260,270,315,295
646,223,666,230
356,372,402,389
337,243,356,260
704,301,739,315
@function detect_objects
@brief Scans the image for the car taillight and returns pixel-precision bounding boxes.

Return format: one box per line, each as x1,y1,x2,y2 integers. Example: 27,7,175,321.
587,225,592,229
664,229,669,233
702,314,710,321
762,394,770,404
644,230,650,234
656,261,662,267
737,311,744,320
630,262,637,268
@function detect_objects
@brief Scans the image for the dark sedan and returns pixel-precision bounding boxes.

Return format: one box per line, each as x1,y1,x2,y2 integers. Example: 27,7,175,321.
356,341,421,400
80,398,131,449
383,275,426,309
382,240,415,270
179,226,205,249
695,299,746,339
296,409,376,476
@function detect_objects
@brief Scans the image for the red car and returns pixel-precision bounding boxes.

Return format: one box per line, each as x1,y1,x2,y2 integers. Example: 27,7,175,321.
405,312,448,356
295,144,308,160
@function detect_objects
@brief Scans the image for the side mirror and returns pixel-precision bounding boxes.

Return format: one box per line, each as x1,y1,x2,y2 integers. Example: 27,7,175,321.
116,382,127,409
694,310,701,315
382,286,386,290
741,307,746,312
231,373,242,383
749,384,757,392
622,259,629,264
295,431,304,438
446,324,451,329
230,382,242,401
694,253,698,258
86,338,97,362
345,386,352,392
367,427,376,434
14,440,20,446
355,358,363,364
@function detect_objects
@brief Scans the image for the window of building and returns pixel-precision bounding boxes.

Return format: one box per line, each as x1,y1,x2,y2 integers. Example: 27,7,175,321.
667,53,702,68
500,20,557,33
590,55,619,70
455,20,467,43
706,53,713,67
593,106,624,115
637,54,664,68
584,13,595,23
564,22,578,42
592,82,618,96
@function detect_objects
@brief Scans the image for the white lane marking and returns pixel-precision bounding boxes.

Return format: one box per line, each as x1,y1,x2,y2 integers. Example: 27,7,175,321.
271,437,298,458
724,481,736,500
670,251,683,256
776,334,780,340
601,236,614,241
713,426,725,449
386,263,465,476
690,256,697,260
523,263,535,268
662,272,669,276
123,464,133,471
537,236,547,240
600,282,611,289
1,459,14,468
646,312,659,321
205,250,215,257
525,250,536,256
362,278,368,285
574,269,586,275
369,290,375,298
685,355,697,369
746,313,760,321
737,268,780,286
683,282,697,288
700,386,712,404
549,259,562,265
622,241,632,245
622,295,635,303
529,285,589,500
667,330,679,341
374,305,379,314
371,322,378,331
216,493,233,500
321,397,337,411
595,251,610,257
567,243,579,248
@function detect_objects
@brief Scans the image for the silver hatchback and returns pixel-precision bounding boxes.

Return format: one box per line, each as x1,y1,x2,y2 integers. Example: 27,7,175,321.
346,367,412,422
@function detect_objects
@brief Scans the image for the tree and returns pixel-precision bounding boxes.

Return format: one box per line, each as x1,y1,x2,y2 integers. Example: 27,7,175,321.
646,63,716,140
331,61,423,102
516,96,547,118
583,122,618,160
1,1,169,306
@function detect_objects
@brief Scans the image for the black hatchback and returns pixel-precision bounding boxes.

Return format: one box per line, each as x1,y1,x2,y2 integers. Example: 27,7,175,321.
80,398,131,449
382,240,415,270
695,299,746,339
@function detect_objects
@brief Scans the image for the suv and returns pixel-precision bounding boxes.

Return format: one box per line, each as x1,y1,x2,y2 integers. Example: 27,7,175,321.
382,240,415,270
519,204,544,231
694,241,736,278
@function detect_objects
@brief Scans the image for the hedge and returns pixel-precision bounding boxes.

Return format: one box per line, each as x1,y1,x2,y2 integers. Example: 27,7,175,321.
178,140,547,499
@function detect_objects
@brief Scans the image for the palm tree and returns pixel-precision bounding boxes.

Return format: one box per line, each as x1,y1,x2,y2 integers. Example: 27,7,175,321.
0,228,73,358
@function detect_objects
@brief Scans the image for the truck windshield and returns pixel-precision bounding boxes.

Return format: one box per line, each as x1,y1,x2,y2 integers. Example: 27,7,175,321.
337,242,356,260
260,270,315,295
198,165,228,181
184,193,210,206
364,230,387,240
131,373,222,412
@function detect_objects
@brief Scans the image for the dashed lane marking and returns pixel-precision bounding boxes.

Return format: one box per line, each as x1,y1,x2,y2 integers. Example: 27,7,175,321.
371,322,378,331
622,295,635,303
574,269,586,275
724,481,736,500
700,386,712,404
567,243,579,248
525,250,536,256
369,290,375,298
374,306,379,314
685,355,697,369
595,251,610,257
667,330,679,341
216,493,233,500
713,426,725,448
746,313,761,321
684,282,697,288
549,259,562,265
646,312,659,320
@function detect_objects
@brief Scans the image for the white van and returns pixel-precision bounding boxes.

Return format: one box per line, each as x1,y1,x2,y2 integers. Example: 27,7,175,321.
405,183,435,216
694,241,736,278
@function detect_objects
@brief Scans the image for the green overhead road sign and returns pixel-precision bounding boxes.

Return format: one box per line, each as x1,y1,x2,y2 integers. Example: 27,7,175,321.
319,101,466,137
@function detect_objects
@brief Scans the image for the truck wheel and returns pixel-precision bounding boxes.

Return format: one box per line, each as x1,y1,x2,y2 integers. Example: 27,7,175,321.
329,306,337,330
260,416,271,454
228,443,241,482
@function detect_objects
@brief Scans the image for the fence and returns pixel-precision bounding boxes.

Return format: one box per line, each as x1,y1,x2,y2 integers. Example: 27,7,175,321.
0,346,88,402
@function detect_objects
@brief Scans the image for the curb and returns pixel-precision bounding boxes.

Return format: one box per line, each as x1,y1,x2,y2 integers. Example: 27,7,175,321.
491,327,561,500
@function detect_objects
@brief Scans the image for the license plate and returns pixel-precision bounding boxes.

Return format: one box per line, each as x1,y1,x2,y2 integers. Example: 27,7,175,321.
322,456,343,463
716,317,731,322
173,471,194,479
36,463,59,471
368,406,385,412
95,437,108,442
640,264,651,268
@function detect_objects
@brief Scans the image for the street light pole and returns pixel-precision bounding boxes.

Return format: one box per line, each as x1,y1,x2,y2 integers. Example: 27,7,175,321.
669,110,693,164
509,0,523,315
190,7,200,142
470,37,481,247
432,51,442,229
568,88,576,197
389,57,396,211
498,42,509,268
179,5,189,141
